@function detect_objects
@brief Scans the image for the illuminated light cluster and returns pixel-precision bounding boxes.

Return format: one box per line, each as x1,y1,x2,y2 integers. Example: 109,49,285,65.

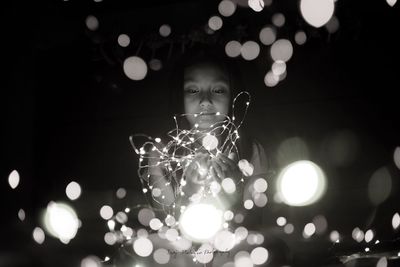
123,56,148,81
218,0,237,17
65,181,82,201
248,0,264,12
208,16,223,31
240,41,260,61
225,40,242,58
8,170,20,189
117,34,130,47
277,160,326,206
368,167,392,206
133,237,153,257
300,0,335,28
294,31,307,45
159,24,171,37
272,13,285,27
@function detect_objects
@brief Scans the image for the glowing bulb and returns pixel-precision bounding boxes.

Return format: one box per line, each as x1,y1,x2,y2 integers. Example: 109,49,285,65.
65,181,81,200
202,135,219,150
300,0,335,28
8,170,20,189
43,202,79,242
250,247,268,265
123,56,148,81
133,237,153,257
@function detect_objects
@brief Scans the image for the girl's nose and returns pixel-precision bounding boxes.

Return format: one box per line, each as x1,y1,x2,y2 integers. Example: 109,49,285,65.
199,91,212,109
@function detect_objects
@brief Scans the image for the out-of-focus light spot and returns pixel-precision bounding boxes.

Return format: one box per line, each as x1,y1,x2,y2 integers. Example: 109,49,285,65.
330,230,340,242
313,215,328,234
271,60,286,76
248,0,264,12
365,229,374,243
238,159,254,176
270,39,293,62
122,226,134,238
386,0,397,7
272,13,285,27
368,167,392,206
377,257,388,267
294,31,307,45
116,211,128,224
284,223,294,234
303,223,316,237
259,26,276,45
137,228,148,238
210,181,221,194
159,24,171,37
250,247,268,265
264,71,279,87
18,209,25,221
244,199,254,210
44,202,79,242
104,232,117,245
234,213,244,224
392,213,400,229
86,15,99,31
179,203,223,242
253,178,268,193
235,226,248,241
149,59,163,71
214,230,235,251
222,178,236,194
300,0,335,28
277,137,310,166
224,210,234,221
225,40,242,57
240,41,260,61
393,147,400,170
117,34,130,47
203,135,219,150
8,170,20,189
277,160,326,206
133,237,153,257
324,130,359,167
325,16,339,33
149,218,163,230
107,220,115,231
81,256,102,267
166,228,179,241
66,181,81,201
209,16,223,31
365,247,370,252
33,227,45,244
276,217,287,226
352,227,364,243
219,0,237,17
153,248,170,264
123,56,148,81
116,188,126,199
100,205,113,220
196,243,214,264
253,193,268,207
152,188,162,197
165,215,176,226
234,251,253,267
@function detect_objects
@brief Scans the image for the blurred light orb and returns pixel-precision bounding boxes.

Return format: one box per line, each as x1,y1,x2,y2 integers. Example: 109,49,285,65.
153,248,170,264
116,211,128,224
85,15,99,31
294,31,307,45
66,181,82,201
259,26,276,45
202,135,219,150
208,16,223,31
272,13,285,27
225,40,242,58
238,159,254,176
277,160,326,206
117,34,130,47
386,0,397,7
330,230,340,242
81,256,102,267
224,210,234,221
253,193,268,207
253,178,268,193
235,226,248,241
179,203,223,242
107,220,115,231
100,205,114,220
8,170,20,189
394,147,400,170
149,59,163,71
18,209,26,221
270,39,293,62
159,24,171,37
377,257,388,267
303,223,316,237
214,230,236,251
250,247,269,265
123,56,148,81
240,41,260,61
392,213,400,229
104,232,117,245
264,71,279,87
325,16,340,33
219,0,237,17
244,199,254,209
234,251,253,267
365,229,374,243
152,188,162,197
276,216,287,226
196,243,214,264
137,228,149,238
222,178,236,194
248,0,264,12
165,214,176,226
139,208,155,226
133,237,153,257
271,60,286,76
352,227,364,243
300,0,335,28
166,228,179,241
33,227,45,244
284,223,294,234
44,202,79,242
313,215,328,234
116,188,126,199
368,167,392,206
234,213,244,224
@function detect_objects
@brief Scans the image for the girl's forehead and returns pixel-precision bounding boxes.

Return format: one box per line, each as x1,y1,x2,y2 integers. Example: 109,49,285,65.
184,62,229,81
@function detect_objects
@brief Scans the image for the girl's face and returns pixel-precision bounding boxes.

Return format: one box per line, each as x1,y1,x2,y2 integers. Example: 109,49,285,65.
183,62,231,130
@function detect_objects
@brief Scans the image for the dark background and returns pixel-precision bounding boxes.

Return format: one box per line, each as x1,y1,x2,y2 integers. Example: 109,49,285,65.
1,0,400,266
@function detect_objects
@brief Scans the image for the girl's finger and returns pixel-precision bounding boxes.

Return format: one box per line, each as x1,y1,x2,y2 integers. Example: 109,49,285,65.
211,160,224,180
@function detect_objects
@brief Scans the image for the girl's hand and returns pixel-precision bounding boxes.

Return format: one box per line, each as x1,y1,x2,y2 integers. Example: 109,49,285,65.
210,152,241,182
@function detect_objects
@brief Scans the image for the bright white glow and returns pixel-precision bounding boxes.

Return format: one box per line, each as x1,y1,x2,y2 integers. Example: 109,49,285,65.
368,167,392,205
377,257,388,267
18,209,25,221
235,226,248,241
276,216,287,226
225,40,242,58
222,178,236,194
394,147,400,170
100,205,113,220
386,0,397,7
149,218,163,230
165,215,176,226
153,248,170,264
241,41,260,61
159,24,171,37
295,31,307,45
224,210,234,221
248,0,264,12
264,71,279,87
214,230,235,251
300,0,335,28
85,15,99,31
365,229,374,243
238,159,254,176
123,56,148,81
33,227,45,244
259,26,276,45
44,202,79,242
166,228,179,241
117,34,130,47
277,160,326,206
179,203,223,242
81,256,102,267
66,181,81,200
210,181,222,194
107,220,115,231
202,135,219,150
219,0,237,17
330,230,340,242
8,170,20,189
253,178,268,192
196,243,214,264
271,60,286,76
208,16,223,31
133,237,153,257
253,193,268,207
244,199,254,210
272,13,285,27
250,247,268,265
234,251,253,267
303,223,316,237
270,39,293,62
392,213,400,229
104,232,117,245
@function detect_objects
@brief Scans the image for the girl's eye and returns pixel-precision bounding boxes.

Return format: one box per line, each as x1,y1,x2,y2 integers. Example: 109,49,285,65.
213,87,227,94
184,87,199,94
